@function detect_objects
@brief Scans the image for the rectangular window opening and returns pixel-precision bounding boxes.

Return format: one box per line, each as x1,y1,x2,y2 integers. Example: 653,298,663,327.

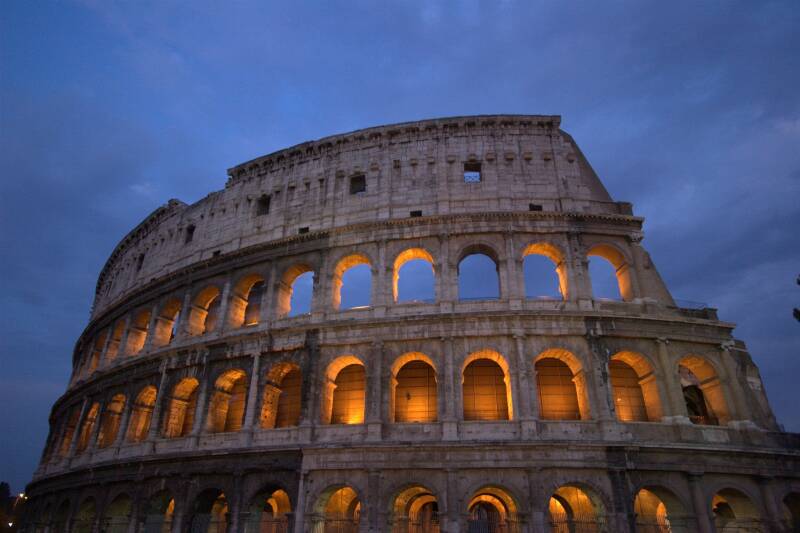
410,210,422,218
136,253,145,272
184,225,195,244
298,227,309,234
464,162,481,183
529,203,543,212
349,174,366,195
256,194,271,216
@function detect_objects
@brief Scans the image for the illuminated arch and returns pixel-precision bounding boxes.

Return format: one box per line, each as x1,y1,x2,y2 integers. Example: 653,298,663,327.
466,485,519,531
206,369,248,433
125,308,152,355
609,351,663,422
143,490,175,533
534,348,590,420
634,486,690,533
457,244,501,301
126,385,157,442
332,253,373,310
390,485,439,532
391,353,438,423
103,320,126,364
228,273,266,328
312,485,362,531
189,489,228,533
276,263,315,317
393,247,436,303
85,330,108,376
678,355,730,425
711,488,764,532
187,285,222,336
462,349,513,421
321,355,366,425
244,486,291,531
587,243,634,301
261,362,302,429
97,393,126,448
163,377,200,438
76,402,100,453
548,483,606,532
522,242,568,300
152,298,182,348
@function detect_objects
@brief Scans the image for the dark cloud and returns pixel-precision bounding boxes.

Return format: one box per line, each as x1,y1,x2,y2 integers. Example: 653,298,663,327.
1,0,798,492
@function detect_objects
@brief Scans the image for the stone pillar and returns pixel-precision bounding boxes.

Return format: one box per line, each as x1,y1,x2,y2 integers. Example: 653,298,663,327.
366,341,383,441
228,473,243,533
98,327,114,370
757,476,784,532
146,364,170,442
190,370,210,438
565,232,592,306
655,338,690,423
687,473,713,533
113,398,134,447
513,334,533,420
718,344,755,427
243,353,263,431
141,303,161,353
373,240,388,314
214,277,233,334
66,398,89,459
528,468,547,533
445,469,461,533
114,315,132,362
441,337,458,440
504,231,523,306
259,384,281,429
437,235,455,310
85,400,105,454
261,262,275,324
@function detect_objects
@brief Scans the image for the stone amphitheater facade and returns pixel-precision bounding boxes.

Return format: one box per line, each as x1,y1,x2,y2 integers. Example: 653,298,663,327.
23,115,800,533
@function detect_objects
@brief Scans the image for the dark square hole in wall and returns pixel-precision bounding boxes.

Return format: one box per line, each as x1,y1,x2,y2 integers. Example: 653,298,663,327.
212,250,221,257
350,174,366,194
529,203,543,211
184,224,195,244
464,162,481,183
256,194,271,215
410,210,423,217
298,227,309,234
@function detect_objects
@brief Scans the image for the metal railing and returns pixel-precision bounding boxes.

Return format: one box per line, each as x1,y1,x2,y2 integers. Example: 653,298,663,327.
309,517,360,533
241,514,289,533
466,514,520,533
548,512,607,533
635,516,692,533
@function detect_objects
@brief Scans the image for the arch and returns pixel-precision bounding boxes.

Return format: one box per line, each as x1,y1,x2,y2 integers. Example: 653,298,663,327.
76,402,100,453
125,308,152,355
390,484,439,532
276,263,315,317
190,488,228,533
547,484,606,532
163,377,199,438
228,273,266,328
633,486,690,533
393,247,436,303
261,362,303,429
312,485,361,532
73,497,96,533
85,330,108,376
152,298,182,347
320,355,366,425
458,244,500,301
523,242,568,300
534,348,590,421
102,493,132,533
142,490,175,533
462,350,512,421
782,492,800,532
711,488,764,532
678,355,730,425
188,285,222,336
103,319,126,364
206,369,248,433
609,352,662,422
587,243,633,301
58,407,81,457
332,253,372,310
243,485,291,533
466,485,519,533
392,354,438,423
97,393,126,448
126,385,157,442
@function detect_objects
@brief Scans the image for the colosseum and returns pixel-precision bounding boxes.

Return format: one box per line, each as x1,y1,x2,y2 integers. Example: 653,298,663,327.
22,115,800,533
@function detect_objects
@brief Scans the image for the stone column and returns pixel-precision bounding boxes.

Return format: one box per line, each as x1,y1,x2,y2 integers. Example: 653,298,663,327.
141,303,161,352
114,315,132,362
113,398,134,448
718,343,755,427
513,334,533,420
441,337,458,440
445,469,461,533
261,262,275,324
373,240,388,314
757,476,783,532
504,231,524,306
214,277,233,335
655,338,690,423
146,364,170,442
528,468,547,533
687,473,713,533
98,327,114,370
243,353,263,432
366,341,383,441
85,400,105,454
190,369,211,439
228,473,243,533
437,235,454,310
565,232,592,307
259,384,281,429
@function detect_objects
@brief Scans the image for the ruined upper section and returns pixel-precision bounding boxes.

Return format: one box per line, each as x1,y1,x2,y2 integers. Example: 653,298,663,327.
92,114,629,318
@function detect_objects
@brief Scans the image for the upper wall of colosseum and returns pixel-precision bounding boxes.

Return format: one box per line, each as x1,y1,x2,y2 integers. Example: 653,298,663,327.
91,115,633,319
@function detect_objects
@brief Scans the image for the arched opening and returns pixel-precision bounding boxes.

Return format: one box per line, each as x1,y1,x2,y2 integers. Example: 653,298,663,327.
260,363,302,429
97,394,126,448
587,244,633,302
102,494,132,533
333,254,372,310
76,402,100,453
276,264,314,317
466,486,519,533
228,274,266,328
321,356,366,425
458,246,500,301
191,489,229,533
163,378,199,438
548,485,606,532
207,369,248,433
392,355,438,423
73,498,96,533
313,486,361,533
711,488,764,532
126,385,157,442
782,492,800,532
390,485,439,533
143,491,175,533
104,320,126,364
523,243,567,300
125,308,152,355
462,352,511,421
53,501,70,533
678,356,730,425
393,248,436,303
188,286,222,336
85,330,108,376
58,407,81,457
634,486,690,533
153,298,182,347
242,487,291,533
535,350,590,421
610,352,663,422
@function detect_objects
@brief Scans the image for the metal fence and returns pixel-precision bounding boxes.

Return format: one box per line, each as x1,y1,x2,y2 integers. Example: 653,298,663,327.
390,514,440,533
240,514,289,533
548,512,607,533
635,516,692,533
466,514,520,533
309,517,360,533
